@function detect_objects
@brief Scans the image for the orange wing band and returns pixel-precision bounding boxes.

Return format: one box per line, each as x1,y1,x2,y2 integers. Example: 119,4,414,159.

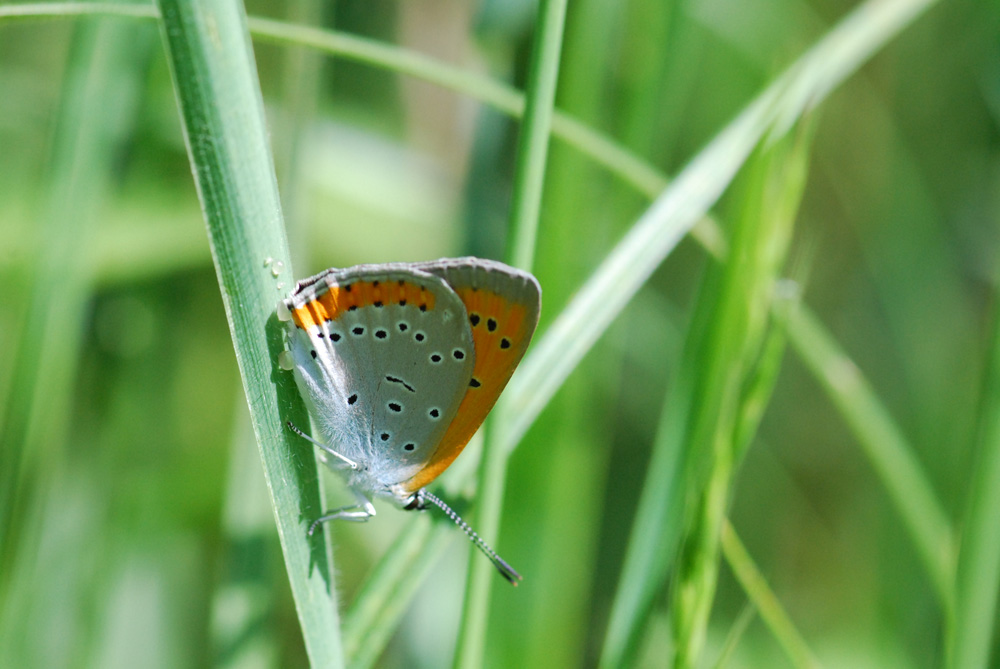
291,279,437,330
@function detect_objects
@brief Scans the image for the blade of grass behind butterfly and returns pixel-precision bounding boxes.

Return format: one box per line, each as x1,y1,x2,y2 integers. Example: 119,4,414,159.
669,127,806,668
154,0,343,665
454,0,567,666
948,277,1000,668
0,2,156,22
339,0,944,655
340,464,485,666
497,0,641,664
0,16,152,659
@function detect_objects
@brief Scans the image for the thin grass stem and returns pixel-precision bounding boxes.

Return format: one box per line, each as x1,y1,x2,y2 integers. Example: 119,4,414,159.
454,1,567,664
720,520,822,669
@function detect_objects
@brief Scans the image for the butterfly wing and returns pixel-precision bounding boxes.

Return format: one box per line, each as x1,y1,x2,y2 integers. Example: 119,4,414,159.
284,263,475,495
394,257,541,495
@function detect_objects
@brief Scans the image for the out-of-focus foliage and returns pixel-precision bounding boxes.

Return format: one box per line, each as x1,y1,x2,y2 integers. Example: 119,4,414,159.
1,0,998,667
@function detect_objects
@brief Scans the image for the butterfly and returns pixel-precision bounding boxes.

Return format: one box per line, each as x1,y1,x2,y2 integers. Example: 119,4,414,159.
278,257,540,583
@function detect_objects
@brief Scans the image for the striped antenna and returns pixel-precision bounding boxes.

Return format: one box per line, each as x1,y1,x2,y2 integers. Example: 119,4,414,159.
416,490,522,585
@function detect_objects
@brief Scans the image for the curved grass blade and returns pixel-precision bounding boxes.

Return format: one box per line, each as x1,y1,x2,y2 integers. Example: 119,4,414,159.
0,6,677,229
779,304,955,608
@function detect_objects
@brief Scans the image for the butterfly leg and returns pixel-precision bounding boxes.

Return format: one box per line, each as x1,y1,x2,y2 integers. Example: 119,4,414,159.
286,421,358,469
308,491,376,536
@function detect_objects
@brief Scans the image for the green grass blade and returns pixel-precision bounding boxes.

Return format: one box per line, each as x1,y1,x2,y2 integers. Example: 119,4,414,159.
780,303,954,609
454,0,566,666
503,0,567,272
948,302,1000,668
154,0,343,664
669,131,805,669
209,4,323,664
341,518,434,659
598,350,693,669
452,418,505,668
720,520,822,669
0,2,156,21
503,1,629,663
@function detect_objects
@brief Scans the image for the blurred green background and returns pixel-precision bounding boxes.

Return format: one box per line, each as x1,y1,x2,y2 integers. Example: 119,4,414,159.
1,0,998,667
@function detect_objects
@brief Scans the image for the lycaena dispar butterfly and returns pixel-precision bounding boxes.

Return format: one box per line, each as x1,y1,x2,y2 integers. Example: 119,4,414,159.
278,257,540,583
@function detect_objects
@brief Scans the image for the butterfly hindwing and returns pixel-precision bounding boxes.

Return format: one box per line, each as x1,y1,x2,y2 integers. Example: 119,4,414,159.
396,257,541,493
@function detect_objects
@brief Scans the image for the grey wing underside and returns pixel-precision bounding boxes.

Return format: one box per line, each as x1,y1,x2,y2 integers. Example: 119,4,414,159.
285,266,475,495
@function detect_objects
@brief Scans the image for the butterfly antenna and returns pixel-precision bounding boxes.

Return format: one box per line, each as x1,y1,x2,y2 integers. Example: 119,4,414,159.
419,490,522,585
